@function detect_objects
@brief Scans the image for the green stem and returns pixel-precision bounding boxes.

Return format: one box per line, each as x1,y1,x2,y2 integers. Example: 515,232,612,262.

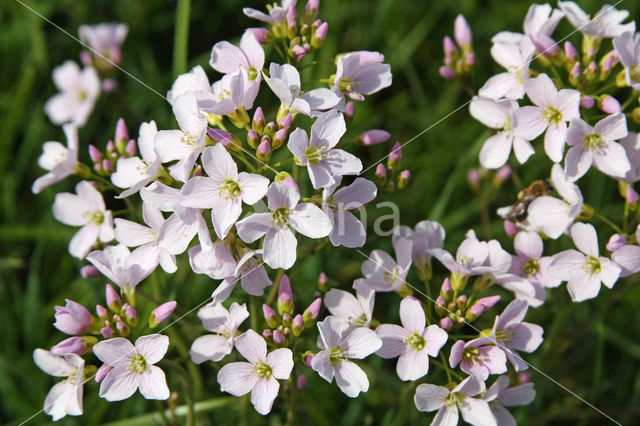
593,212,623,234
232,151,258,173
438,353,453,382
159,359,195,426
172,0,191,78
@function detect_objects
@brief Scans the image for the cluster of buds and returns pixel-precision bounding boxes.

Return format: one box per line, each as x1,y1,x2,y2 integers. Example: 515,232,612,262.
434,278,501,330
439,15,475,80
248,107,293,164
262,275,321,347
89,118,137,176
375,142,410,191
249,0,328,63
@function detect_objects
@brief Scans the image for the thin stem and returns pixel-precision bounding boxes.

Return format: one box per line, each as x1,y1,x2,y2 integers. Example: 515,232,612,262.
231,151,258,173
593,212,623,234
172,0,191,78
159,359,194,426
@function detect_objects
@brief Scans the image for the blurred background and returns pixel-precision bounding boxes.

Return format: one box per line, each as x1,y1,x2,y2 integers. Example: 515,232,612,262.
2,0,640,424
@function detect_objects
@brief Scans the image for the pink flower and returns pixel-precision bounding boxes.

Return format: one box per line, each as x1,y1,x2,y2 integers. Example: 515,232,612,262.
167,65,216,108
32,124,79,194
564,113,630,181
354,237,412,292
332,51,392,101
243,0,295,23
54,299,93,335
376,297,448,381
430,231,492,277
559,2,635,38
478,38,535,100
210,32,265,110
450,337,507,380
486,239,539,306
87,244,154,288
612,225,640,276
93,334,170,401
324,287,375,328
180,144,269,239
78,23,128,66
190,302,249,363
210,250,273,303
53,181,115,259
322,177,376,247
217,329,293,415
614,32,640,91
548,223,621,301
44,61,100,127
33,349,85,421
490,300,544,371
492,4,563,44
311,316,382,397
483,376,536,425
235,182,332,269
513,73,580,162
414,376,496,426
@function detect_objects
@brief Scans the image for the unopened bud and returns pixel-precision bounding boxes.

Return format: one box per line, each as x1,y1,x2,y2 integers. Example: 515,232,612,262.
580,95,595,109
531,33,559,57
297,374,307,389
122,304,137,325
292,314,304,336
95,364,112,383
80,50,92,66
101,326,113,339
443,36,458,59
88,145,102,163
115,118,129,144
318,272,328,290
149,301,177,327
125,139,137,157
463,51,476,70
102,78,117,92
440,277,453,300
106,140,116,157
252,107,265,133
80,264,100,278
257,139,271,161
102,159,114,173
519,371,532,384
247,129,260,149
599,95,622,114
302,298,322,326
292,45,307,61
286,5,297,38
456,295,467,309
262,329,273,341
397,170,410,189
467,168,480,187
388,142,402,168
95,304,109,321
439,66,456,80
454,15,472,48
495,165,511,183
282,312,292,327
263,121,277,136
311,21,328,49
116,321,129,335
277,275,294,315
375,164,387,184
279,113,293,132
627,186,639,204
273,330,285,346
564,41,579,63
302,351,315,367
345,101,355,118
263,304,280,328
306,0,320,16
584,61,597,80
440,317,453,330
51,336,97,356
465,295,501,322
504,220,518,238
606,233,627,252
246,27,268,44
632,107,640,124
359,129,391,146
105,284,121,311
272,128,287,150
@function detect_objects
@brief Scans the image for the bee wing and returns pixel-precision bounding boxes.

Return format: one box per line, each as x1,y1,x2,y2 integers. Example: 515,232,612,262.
497,205,514,219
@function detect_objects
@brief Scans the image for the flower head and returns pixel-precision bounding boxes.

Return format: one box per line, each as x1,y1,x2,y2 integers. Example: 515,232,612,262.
44,61,100,127
191,302,249,363
32,124,79,194
33,349,85,421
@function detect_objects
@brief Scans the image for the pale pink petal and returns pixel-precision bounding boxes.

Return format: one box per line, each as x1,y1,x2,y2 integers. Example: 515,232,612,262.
69,225,100,259
508,323,544,353
593,141,631,179
459,397,497,426
180,177,221,209
267,181,299,210
512,137,535,164
595,113,628,141
399,297,425,333
564,146,592,181
235,329,267,363
236,212,272,243
548,249,585,280
138,366,170,400
544,122,567,163
469,97,511,129
287,128,309,163
432,406,460,426
599,258,621,288
479,134,512,169
33,349,74,377
525,73,557,107
310,110,346,148
190,334,232,363
612,245,640,276
135,334,169,364
218,362,258,396
514,231,543,259
567,273,601,302
570,223,599,256
414,383,448,412
513,106,546,140
114,219,154,246
201,144,238,181
343,327,382,358
311,350,335,382
333,178,377,207
335,360,369,397
93,338,135,368
325,290,364,323
478,73,520,100
99,369,139,401
501,383,536,406
266,348,294,379
423,324,449,357
238,172,269,205
330,210,366,248
263,227,297,269
375,324,410,358
290,203,332,238
209,41,248,74
397,348,429,381
251,377,280,415
211,196,242,239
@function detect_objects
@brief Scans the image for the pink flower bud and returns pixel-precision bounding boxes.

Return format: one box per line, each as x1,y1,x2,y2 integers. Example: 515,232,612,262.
279,113,293,131
116,321,129,335
439,66,456,80
125,139,137,156
247,129,260,149
102,78,118,93
495,165,511,182
149,301,177,327
456,294,467,309
454,15,472,47
257,139,271,161
359,129,391,145
80,264,100,278
504,220,518,237
101,326,113,338
311,22,328,48
600,95,622,114
282,312,292,326
464,51,476,68
263,304,280,328
263,329,273,340
105,284,121,311
519,371,532,384
570,63,581,79
465,295,501,321
287,4,297,27
398,170,410,189
246,27,268,44
272,128,287,150
207,128,235,148
106,140,116,155
388,142,402,168
95,304,109,320
251,107,265,134
302,351,315,367
273,330,285,345
88,145,102,163
263,121,277,136
440,317,453,330
443,36,458,57
580,96,595,109
585,61,597,79
606,233,627,252
278,174,300,193
123,303,138,325
345,101,355,118
54,299,93,335
292,45,307,61
115,118,128,143
51,336,97,356
102,159,114,173
626,186,639,204
305,0,320,16
318,272,328,287
467,168,480,186
303,298,322,326
297,374,308,389
292,314,304,336
531,33,559,57
601,56,613,72
564,41,578,62
95,364,113,383
435,295,447,316
80,50,92,66
277,275,294,315
375,163,387,182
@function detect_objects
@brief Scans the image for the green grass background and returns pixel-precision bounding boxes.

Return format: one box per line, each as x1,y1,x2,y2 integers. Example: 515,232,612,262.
2,0,640,424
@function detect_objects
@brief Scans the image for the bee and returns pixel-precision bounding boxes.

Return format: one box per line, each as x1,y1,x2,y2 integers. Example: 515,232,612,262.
497,179,554,222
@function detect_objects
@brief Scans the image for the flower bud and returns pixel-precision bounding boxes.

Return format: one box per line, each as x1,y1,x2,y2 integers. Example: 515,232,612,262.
569,63,581,86
388,142,402,168
102,159,114,173
467,168,480,187
125,139,137,157
440,317,453,330
454,15,472,48
80,50,92,66
277,275,294,315
95,304,109,321
279,113,293,131
345,101,355,118
584,61,598,80
626,186,639,204
292,314,304,336
102,78,117,92
456,295,468,309
95,364,112,383
495,165,511,183
282,312,292,327
311,21,328,49
318,272,328,290
54,299,93,335
599,95,622,114
246,27,268,43
435,296,447,316
252,106,266,133
306,0,320,16
88,145,102,163
276,172,300,193
106,140,116,157
51,336,97,356
531,33,559,57
101,326,113,338
80,264,100,278
375,164,387,184
247,129,260,149
257,139,272,161
302,351,315,367
440,277,453,301
439,66,456,80
580,95,595,109
292,45,307,61
116,321,129,336
463,51,476,70
272,128,287,150
273,329,285,346
263,121,277,136
504,220,518,238
519,371,532,384
105,284,121,311
262,329,273,341
358,129,391,146
149,301,177,328
286,5,297,38
303,298,322,326
465,295,501,322
115,118,129,144
397,170,410,189
297,374,308,390
606,233,627,251
453,311,466,328
564,41,579,62
443,36,458,59
261,304,279,328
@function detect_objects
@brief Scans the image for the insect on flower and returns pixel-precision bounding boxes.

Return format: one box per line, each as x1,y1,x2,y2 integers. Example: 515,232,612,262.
497,179,554,223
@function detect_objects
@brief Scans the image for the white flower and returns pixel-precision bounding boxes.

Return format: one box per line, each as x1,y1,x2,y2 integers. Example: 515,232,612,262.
324,287,375,328
44,61,100,127
559,2,635,38
478,38,536,100
32,124,79,194
190,302,249,363
33,349,84,421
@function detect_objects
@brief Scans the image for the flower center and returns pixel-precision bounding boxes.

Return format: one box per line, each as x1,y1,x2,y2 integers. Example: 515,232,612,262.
218,89,232,100
508,66,525,84
329,346,347,365
305,145,329,164
351,313,368,327
522,258,540,277
583,133,603,152
272,206,291,228
254,361,273,379
445,392,464,409
219,178,242,199
630,65,640,83
503,116,513,132
457,255,472,266
405,332,426,351
338,77,356,93
84,211,104,225
542,105,563,125
584,255,601,274
383,267,399,285
180,131,198,146
76,90,88,101
461,346,483,364
247,67,258,81
127,354,147,374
